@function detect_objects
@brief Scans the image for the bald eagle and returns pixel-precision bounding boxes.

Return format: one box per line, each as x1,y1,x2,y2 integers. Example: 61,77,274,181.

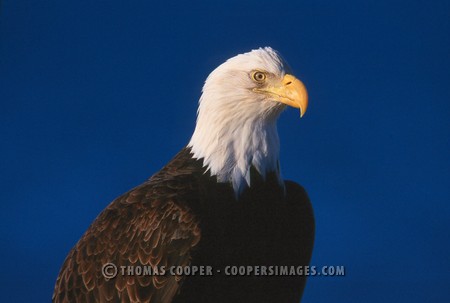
53,47,314,303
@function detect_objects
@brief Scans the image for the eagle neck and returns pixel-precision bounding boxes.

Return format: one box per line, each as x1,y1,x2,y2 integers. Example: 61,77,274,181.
187,112,283,196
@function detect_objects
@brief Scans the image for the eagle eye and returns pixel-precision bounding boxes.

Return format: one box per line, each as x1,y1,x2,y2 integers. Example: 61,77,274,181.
252,71,267,83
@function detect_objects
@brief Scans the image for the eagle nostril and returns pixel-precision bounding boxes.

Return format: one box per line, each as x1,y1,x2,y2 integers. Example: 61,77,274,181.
285,81,292,85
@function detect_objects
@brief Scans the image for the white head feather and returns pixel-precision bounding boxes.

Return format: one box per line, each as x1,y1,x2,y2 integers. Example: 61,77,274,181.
188,47,291,195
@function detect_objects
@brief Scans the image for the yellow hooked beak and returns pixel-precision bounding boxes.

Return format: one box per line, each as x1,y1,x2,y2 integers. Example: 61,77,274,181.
255,74,308,117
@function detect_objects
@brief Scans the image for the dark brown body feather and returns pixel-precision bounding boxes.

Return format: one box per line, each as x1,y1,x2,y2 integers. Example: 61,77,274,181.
53,147,314,303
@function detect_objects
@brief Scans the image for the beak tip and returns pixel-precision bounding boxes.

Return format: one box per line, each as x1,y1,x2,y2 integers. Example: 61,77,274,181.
299,107,306,118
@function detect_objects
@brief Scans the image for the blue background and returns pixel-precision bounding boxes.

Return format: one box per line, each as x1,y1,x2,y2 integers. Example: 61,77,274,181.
1,1,449,302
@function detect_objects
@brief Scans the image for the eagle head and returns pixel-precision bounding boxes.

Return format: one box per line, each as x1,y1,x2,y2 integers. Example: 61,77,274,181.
188,47,308,195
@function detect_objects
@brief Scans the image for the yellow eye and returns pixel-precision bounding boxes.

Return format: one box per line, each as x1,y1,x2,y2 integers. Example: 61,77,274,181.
252,71,266,82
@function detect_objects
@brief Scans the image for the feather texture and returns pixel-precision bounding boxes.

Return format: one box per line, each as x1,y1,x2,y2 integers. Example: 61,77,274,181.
53,148,314,303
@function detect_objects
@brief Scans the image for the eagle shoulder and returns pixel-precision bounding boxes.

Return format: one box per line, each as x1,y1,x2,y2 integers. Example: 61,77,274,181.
53,180,201,303
284,180,315,247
